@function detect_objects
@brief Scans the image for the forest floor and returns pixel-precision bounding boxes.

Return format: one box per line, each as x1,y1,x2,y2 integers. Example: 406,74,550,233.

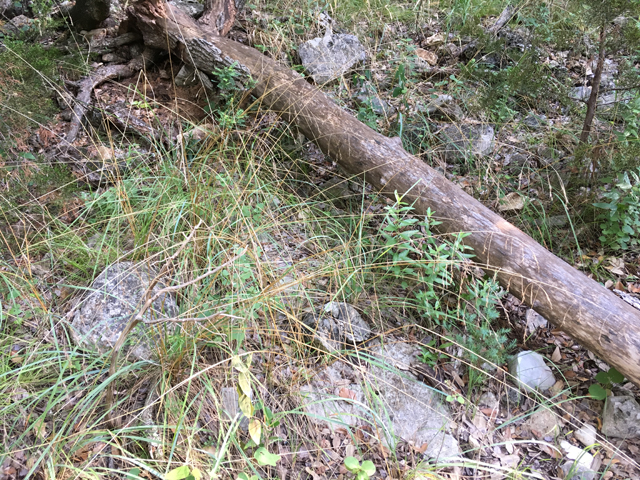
1,1,640,479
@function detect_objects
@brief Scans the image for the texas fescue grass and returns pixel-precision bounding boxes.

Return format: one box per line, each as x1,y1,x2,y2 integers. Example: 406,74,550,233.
0,98,511,476
2,2,639,477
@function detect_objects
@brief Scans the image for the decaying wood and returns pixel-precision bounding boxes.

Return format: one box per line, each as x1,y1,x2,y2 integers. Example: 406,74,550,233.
453,5,514,59
198,0,245,36
93,101,162,146
61,53,149,146
130,0,640,386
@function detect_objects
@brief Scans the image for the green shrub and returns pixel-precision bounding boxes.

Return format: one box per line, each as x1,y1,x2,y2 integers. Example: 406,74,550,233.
378,194,514,372
594,168,640,251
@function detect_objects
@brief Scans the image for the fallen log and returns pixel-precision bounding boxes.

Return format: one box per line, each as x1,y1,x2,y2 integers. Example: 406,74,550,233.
130,0,640,385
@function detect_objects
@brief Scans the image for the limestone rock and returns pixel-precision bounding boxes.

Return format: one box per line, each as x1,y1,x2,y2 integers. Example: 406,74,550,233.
298,33,366,84
1,14,32,36
560,441,595,480
509,351,556,391
299,342,460,461
574,424,597,447
437,124,495,161
302,302,371,352
526,407,562,438
601,395,640,438
71,262,179,361
523,113,547,130
354,86,394,116
421,94,463,121
526,309,548,333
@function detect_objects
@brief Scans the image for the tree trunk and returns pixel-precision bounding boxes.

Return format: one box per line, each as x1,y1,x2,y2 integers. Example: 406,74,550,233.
130,0,640,386
579,23,606,146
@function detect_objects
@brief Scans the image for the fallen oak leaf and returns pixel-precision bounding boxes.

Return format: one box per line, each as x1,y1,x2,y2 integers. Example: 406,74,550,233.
338,387,357,400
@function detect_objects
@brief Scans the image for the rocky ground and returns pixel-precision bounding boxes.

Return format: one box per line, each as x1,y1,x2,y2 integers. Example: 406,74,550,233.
1,1,640,479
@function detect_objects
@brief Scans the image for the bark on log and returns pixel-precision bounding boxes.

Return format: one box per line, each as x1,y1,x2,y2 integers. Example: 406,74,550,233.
130,0,640,386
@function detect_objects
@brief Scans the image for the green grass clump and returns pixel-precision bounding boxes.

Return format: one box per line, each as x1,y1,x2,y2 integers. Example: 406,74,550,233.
0,41,63,146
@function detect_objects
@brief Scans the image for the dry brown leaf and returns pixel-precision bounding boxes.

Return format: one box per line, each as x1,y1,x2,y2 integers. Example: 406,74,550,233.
628,283,640,293
480,407,498,419
338,388,357,400
539,443,562,459
607,257,626,276
414,443,429,454
416,48,438,66
551,346,562,363
498,192,525,212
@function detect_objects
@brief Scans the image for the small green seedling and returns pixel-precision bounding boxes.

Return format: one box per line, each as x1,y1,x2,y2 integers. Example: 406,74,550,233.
344,457,375,480
589,367,624,400
165,465,202,480
419,339,453,366
237,474,258,480
446,393,465,405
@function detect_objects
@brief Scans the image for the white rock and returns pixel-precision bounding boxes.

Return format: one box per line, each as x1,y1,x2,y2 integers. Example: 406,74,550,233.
298,33,366,84
560,441,595,479
525,309,548,333
574,424,597,447
560,440,593,467
509,351,556,391
71,262,179,361
299,342,461,460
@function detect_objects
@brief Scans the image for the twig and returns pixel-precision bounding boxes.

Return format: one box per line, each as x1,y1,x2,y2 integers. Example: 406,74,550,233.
61,55,147,147
486,5,514,35
106,220,202,427
143,312,242,325
600,83,640,94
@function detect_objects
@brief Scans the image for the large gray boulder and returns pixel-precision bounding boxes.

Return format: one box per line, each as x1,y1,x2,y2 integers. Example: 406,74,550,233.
298,32,366,84
299,342,460,461
71,262,179,361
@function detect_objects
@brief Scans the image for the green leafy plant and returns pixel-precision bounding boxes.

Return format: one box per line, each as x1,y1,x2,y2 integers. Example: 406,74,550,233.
378,194,513,379
446,393,466,405
593,169,640,250
207,62,255,129
616,95,640,143
589,367,625,400
344,457,376,480
165,465,202,480
455,278,515,369
419,338,453,366
232,355,282,469
237,474,259,480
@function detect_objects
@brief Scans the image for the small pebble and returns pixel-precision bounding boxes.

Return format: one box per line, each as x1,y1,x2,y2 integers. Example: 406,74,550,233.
574,424,598,447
